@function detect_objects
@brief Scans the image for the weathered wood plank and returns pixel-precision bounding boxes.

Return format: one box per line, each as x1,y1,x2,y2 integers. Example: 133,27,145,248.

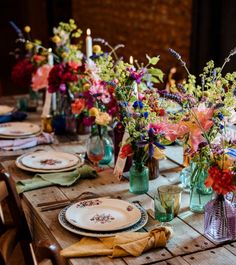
225,242,236,256
153,256,190,265
182,247,236,265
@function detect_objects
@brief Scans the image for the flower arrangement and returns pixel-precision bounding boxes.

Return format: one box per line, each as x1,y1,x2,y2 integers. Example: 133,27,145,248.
167,47,236,195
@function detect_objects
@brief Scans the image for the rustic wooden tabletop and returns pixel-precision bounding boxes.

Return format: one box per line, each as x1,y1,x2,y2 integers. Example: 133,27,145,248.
0,95,236,265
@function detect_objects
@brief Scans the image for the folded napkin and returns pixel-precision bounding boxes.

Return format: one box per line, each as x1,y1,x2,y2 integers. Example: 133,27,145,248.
0,111,27,123
61,226,172,258
0,132,53,151
16,165,97,193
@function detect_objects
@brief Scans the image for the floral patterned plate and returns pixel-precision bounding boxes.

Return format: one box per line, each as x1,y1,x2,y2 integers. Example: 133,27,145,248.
19,151,80,170
65,198,142,231
59,203,148,237
0,122,41,138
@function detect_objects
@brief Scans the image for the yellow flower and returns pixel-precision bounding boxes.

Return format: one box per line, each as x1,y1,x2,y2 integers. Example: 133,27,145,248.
144,145,165,160
25,42,33,50
95,112,112,126
52,35,61,43
93,45,101,54
24,26,31,33
89,107,99,117
83,83,90,90
61,52,68,58
203,91,210,97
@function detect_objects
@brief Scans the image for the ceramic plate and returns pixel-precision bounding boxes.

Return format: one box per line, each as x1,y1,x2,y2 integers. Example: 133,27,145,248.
16,151,83,172
59,203,148,237
0,105,14,115
65,198,142,231
20,151,80,170
0,122,41,137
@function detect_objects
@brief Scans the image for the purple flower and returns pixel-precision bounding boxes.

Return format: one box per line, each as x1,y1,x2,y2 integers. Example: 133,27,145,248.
129,67,146,84
59,83,66,93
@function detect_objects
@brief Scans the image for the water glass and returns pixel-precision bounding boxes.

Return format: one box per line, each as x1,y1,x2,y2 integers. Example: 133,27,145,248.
154,185,183,222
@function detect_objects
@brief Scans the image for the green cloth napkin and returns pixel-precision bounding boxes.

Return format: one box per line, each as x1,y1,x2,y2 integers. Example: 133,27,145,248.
16,165,97,193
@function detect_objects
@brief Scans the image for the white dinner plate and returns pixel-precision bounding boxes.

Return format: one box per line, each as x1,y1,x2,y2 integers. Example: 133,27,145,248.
20,151,80,170
0,122,41,137
59,203,148,237
65,198,142,231
16,152,83,173
0,105,14,115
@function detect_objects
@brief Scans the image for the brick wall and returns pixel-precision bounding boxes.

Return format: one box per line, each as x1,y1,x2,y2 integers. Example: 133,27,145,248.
72,0,192,78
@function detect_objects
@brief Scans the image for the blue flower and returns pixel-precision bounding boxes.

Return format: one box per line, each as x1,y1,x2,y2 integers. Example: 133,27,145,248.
219,124,224,130
142,112,149,119
218,112,224,121
133,100,144,109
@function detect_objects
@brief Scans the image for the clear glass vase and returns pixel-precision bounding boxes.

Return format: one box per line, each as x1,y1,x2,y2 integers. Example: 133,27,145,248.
189,163,213,213
129,162,149,194
204,194,236,243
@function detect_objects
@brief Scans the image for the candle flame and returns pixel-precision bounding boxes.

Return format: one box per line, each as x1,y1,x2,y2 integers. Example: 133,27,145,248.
86,28,91,36
48,48,52,53
129,56,133,64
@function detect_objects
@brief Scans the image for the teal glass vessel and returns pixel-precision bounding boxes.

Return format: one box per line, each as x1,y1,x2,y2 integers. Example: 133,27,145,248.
189,163,213,213
129,162,149,194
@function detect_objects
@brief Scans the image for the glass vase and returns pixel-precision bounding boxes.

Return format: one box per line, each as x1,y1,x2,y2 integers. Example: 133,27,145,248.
129,162,149,194
146,157,159,180
189,163,213,213
204,194,236,243
99,128,114,166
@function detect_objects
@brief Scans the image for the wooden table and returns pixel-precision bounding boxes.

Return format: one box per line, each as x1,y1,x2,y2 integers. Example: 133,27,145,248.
0,95,236,265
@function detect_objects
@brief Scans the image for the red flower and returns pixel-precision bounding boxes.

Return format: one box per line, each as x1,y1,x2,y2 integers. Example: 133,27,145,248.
48,63,78,93
205,165,236,195
119,144,133,159
11,59,35,88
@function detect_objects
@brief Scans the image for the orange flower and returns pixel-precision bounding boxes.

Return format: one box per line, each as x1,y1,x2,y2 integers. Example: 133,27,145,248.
180,106,214,151
71,98,85,115
119,144,133,159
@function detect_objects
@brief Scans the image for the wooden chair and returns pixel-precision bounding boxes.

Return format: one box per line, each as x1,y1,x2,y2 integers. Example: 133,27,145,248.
36,240,67,265
0,171,67,265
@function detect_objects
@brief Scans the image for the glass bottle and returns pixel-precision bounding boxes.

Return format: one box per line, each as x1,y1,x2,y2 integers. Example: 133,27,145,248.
99,127,114,166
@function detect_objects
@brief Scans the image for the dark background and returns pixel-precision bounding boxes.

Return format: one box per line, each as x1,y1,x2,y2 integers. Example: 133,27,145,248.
0,0,236,96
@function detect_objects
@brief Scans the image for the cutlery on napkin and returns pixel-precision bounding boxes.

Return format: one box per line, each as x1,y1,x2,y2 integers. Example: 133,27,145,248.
0,132,53,151
16,165,98,193
60,226,173,258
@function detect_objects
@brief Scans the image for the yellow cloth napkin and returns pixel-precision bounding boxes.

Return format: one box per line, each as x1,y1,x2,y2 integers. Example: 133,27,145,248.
61,226,172,258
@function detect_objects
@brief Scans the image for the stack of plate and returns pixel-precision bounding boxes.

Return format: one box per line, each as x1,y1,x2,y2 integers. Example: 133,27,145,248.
58,198,148,237
16,151,83,173
0,122,41,139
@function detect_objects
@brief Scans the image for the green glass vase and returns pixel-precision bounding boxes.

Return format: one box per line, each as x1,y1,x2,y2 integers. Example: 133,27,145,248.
129,162,149,194
189,163,213,213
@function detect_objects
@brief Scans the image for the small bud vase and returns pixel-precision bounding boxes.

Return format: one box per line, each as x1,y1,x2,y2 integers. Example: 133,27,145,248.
204,194,236,243
129,162,149,194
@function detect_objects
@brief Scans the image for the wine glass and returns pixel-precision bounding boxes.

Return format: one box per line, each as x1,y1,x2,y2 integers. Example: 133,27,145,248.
86,135,105,171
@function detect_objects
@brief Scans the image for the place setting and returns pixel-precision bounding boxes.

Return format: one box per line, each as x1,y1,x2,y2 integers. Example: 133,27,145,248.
58,197,148,237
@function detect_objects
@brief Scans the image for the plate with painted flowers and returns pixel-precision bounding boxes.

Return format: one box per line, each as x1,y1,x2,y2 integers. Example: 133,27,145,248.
65,198,142,231
59,202,148,237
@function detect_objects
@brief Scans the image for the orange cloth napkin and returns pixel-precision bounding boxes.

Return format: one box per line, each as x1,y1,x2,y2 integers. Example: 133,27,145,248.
61,226,172,258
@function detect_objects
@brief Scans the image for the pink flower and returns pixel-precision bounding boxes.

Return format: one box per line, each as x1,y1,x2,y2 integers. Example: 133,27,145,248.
32,64,52,91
